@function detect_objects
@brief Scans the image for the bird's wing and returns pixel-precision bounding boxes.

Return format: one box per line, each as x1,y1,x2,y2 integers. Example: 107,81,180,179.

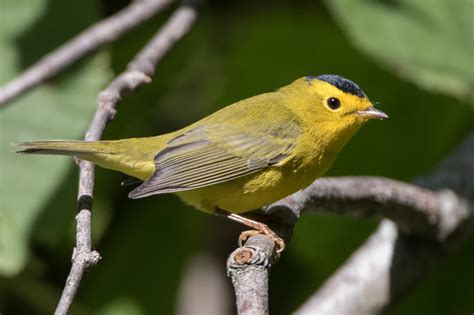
128,122,300,199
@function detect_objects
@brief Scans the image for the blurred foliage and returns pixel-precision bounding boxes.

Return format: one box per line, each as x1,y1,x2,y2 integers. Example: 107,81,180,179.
0,0,112,276
1,0,473,314
327,0,474,103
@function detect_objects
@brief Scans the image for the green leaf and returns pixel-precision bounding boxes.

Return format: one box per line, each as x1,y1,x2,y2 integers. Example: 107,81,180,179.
0,0,111,276
326,0,474,102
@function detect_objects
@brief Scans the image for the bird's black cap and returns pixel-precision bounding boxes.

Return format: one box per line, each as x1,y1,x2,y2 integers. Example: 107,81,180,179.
306,74,366,98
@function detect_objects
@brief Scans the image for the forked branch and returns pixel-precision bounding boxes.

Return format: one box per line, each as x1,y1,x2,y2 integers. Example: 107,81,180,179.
0,0,172,108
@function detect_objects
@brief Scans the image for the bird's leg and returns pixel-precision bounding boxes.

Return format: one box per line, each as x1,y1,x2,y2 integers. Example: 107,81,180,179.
216,209,285,254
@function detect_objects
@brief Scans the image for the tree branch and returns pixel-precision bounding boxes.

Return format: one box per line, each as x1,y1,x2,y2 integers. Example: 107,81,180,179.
0,0,172,108
227,132,474,315
227,235,275,315
54,4,198,315
284,176,470,240
296,132,474,315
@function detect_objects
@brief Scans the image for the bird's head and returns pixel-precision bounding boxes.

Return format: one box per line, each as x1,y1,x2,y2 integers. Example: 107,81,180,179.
283,74,388,132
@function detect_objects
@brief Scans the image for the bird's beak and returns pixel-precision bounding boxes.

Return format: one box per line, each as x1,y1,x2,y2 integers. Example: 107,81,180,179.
355,106,388,120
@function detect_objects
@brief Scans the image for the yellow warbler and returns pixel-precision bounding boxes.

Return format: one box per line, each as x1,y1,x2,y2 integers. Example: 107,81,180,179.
17,74,387,252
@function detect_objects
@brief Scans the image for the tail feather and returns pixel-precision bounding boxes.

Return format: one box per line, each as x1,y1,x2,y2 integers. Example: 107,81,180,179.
16,140,106,156
15,138,160,180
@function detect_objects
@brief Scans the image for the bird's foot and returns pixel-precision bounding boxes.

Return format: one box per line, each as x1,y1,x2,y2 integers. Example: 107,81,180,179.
239,228,286,254
215,208,286,256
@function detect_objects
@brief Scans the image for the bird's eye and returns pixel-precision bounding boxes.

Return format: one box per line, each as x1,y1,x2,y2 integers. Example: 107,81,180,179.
326,97,341,110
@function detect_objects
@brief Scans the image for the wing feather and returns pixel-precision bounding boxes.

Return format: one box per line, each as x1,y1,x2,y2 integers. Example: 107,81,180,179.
129,123,299,199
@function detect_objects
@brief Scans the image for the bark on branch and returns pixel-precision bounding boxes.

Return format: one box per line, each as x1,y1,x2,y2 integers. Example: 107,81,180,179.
227,235,275,315
227,132,474,315
54,4,198,315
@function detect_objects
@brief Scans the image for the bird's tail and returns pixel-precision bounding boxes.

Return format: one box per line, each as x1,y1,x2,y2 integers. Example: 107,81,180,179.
15,138,160,180
16,140,109,156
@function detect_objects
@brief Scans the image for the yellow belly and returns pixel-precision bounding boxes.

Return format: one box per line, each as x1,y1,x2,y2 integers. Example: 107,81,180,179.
176,158,327,214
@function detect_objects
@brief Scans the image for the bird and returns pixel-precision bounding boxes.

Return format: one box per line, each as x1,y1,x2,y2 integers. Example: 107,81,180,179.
16,74,387,253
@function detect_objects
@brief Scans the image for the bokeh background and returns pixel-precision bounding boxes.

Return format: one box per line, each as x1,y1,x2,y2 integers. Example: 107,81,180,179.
1,0,473,314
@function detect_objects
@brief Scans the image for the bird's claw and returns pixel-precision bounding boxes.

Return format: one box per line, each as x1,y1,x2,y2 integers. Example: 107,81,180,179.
238,229,286,255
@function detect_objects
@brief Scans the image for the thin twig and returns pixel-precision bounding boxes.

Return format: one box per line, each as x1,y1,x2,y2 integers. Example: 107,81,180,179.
0,0,172,108
54,5,198,315
227,132,474,315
